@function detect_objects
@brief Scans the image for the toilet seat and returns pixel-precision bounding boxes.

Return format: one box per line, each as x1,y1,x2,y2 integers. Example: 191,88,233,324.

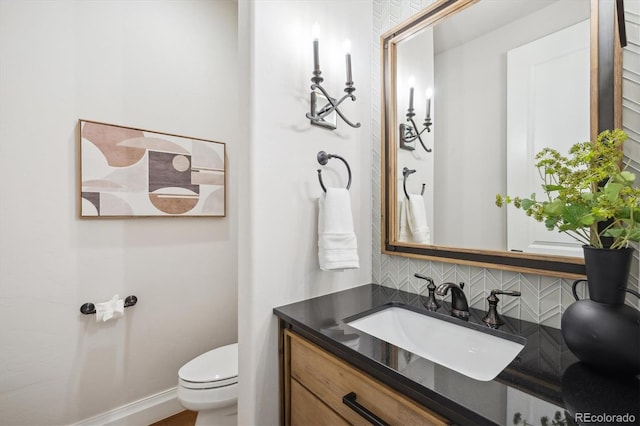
179,343,238,390
179,376,237,389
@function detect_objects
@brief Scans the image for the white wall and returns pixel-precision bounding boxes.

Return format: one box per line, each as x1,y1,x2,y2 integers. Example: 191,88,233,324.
0,1,238,424
237,1,373,423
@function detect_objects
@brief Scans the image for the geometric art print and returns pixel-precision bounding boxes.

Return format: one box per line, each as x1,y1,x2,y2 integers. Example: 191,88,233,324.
79,120,225,217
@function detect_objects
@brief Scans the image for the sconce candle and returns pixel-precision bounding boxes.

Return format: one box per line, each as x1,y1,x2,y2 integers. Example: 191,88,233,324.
345,39,352,84
312,23,320,73
409,87,414,110
425,87,433,119
408,76,415,111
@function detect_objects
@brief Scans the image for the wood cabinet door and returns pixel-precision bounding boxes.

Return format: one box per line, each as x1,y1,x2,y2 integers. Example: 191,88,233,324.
290,378,349,426
286,330,450,426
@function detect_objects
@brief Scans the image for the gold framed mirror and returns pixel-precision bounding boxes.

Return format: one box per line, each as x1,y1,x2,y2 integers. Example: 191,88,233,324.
381,0,623,278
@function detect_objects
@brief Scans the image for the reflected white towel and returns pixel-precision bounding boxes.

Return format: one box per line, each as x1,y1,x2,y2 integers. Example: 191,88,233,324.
407,194,431,244
399,199,411,242
318,188,359,271
95,295,125,322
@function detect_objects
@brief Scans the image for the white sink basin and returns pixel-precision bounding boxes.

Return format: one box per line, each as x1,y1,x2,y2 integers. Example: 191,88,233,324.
345,305,525,381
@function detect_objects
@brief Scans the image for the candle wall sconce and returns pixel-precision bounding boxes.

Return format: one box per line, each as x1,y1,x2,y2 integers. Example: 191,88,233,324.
400,85,433,152
306,26,360,130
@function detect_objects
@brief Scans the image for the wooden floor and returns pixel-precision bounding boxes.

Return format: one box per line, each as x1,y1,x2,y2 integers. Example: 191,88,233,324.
150,410,197,426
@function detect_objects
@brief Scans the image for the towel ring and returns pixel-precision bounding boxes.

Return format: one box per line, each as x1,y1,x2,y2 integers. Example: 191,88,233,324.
317,151,352,192
402,167,425,199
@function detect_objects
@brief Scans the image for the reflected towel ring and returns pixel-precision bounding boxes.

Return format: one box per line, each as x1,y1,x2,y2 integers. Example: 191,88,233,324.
402,167,425,199
317,151,352,192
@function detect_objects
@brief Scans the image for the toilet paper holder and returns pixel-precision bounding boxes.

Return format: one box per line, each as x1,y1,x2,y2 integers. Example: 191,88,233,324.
80,295,138,315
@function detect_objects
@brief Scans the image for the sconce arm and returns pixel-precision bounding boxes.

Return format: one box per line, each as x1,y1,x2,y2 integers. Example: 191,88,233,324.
407,117,432,153
306,83,361,128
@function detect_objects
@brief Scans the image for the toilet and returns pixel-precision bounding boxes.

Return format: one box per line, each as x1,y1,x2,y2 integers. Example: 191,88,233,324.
177,343,238,426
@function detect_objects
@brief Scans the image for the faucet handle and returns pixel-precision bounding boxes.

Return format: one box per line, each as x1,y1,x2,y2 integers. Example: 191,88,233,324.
482,289,521,328
414,273,434,285
490,289,521,297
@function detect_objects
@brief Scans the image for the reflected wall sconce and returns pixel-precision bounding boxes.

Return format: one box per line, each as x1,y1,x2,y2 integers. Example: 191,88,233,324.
306,23,361,130
400,79,432,152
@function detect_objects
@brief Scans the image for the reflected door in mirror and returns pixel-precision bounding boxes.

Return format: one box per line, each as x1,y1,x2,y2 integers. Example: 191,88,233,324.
507,19,590,257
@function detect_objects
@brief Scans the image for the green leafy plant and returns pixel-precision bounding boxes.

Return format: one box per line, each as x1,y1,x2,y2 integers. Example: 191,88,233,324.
496,129,640,249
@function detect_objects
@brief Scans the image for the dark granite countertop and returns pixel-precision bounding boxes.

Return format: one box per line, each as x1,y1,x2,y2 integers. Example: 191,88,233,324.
273,284,640,426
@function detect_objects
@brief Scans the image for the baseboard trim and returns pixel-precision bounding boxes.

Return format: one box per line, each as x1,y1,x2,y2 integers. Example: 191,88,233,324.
73,387,183,426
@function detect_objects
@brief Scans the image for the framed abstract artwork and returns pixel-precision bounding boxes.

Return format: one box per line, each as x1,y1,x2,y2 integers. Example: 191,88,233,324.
79,120,226,217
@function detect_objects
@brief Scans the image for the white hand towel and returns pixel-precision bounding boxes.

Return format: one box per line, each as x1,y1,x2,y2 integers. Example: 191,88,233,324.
318,188,359,271
95,295,125,322
407,194,431,244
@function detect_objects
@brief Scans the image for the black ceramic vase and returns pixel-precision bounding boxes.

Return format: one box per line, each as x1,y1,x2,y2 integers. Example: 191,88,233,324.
561,246,640,375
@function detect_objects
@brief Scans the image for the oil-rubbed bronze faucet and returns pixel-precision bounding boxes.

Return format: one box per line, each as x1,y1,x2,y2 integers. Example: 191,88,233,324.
435,282,469,320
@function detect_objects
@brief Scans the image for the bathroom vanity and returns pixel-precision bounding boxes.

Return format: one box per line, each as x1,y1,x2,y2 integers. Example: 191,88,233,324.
274,284,639,425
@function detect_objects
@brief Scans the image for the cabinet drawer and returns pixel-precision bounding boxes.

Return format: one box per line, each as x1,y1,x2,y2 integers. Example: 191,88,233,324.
287,331,449,426
291,378,349,425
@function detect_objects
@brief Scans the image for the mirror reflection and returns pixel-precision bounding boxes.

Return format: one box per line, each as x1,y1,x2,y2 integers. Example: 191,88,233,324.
396,28,435,245
390,0,590,259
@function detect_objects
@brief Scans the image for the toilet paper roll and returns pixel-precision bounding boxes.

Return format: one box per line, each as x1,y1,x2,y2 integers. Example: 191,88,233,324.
95,295,125,322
